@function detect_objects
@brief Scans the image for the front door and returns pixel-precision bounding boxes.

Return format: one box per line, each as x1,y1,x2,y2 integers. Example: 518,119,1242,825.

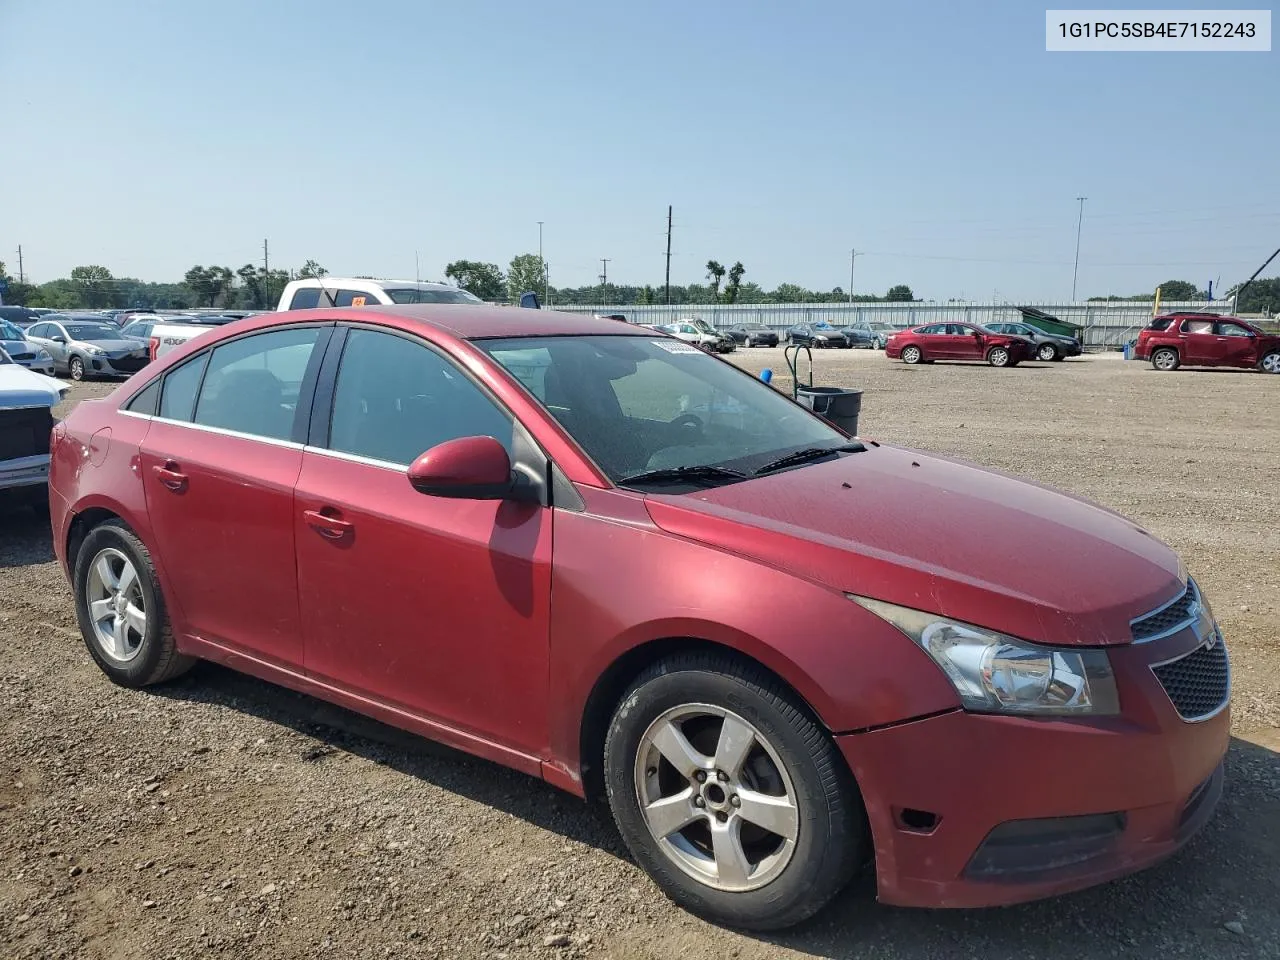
294,327,552,757
1214,320,1260,367
139,326,328,667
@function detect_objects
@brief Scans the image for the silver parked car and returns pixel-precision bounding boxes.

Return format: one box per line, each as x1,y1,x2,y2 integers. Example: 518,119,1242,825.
0,319,56,376
24,314,150,381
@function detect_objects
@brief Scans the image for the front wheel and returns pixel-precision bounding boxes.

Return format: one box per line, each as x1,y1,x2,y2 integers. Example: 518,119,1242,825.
987,346,1011,367
1036,343,1058,362
901,345,922,364
1261,350,1280,374
1151,348,1180,371
69,356,86,381
604,655,865,931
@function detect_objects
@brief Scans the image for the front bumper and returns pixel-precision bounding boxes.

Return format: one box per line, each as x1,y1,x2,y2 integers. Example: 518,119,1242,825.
838,629,1230,908
0,454,52,492
87,353,148,377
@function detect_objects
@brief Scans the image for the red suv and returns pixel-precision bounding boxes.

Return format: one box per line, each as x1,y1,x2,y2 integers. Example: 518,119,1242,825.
50,307,1229,930
885,322,1033,367
1135,312,1280,373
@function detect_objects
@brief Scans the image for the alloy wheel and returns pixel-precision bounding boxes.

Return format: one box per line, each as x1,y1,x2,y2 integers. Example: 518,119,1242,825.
85,548,147,662
988,347,1010,367
902,346,921,364
70,357,85,381
1262,352,1280,374
1037,343,1057,361
1154,350,1178,371
633,704,799,893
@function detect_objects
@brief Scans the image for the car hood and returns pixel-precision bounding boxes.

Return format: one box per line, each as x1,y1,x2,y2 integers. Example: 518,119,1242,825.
643,444,1183,647
0,364,67,408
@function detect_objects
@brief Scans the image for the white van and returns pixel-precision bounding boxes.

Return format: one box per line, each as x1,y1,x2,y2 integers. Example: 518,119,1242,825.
277,277,484,311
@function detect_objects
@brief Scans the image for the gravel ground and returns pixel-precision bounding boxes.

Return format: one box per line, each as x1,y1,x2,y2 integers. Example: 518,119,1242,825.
1,352,1277,960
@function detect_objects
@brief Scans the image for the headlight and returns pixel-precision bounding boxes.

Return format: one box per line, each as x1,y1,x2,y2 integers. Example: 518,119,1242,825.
84,344,104,355
849,595,1119,715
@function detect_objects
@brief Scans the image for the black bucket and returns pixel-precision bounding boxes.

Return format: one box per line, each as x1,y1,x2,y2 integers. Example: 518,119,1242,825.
796,386,862,435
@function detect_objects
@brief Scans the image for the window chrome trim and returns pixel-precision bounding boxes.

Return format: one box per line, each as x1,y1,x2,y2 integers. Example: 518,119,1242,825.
1130,579,1201,644
302,445,407,473
117,410,305,450
1147,628,1231,724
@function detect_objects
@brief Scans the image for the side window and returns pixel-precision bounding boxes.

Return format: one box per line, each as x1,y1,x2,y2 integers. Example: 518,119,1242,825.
124,379,161,415
334,289,375,307
192,328,322,441
1183,319,1214,334
918,325,942,335
28,323,49,338
327,329,512,465
488,346,552,402
289,288,322,310
1216,322,1251,337
159,353,210,421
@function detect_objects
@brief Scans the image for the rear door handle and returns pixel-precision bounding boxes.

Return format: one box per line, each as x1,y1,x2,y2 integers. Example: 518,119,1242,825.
303,508,353,540
152,462,188,492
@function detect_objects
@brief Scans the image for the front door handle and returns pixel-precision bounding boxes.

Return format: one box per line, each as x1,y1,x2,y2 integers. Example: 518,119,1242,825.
152,462,188,492
303,508,353,540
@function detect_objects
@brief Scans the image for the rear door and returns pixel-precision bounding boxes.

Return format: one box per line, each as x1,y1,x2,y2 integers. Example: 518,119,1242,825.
1213,320,1259,367
138,325,330,667
294,326,552,757
1179,318,1218,364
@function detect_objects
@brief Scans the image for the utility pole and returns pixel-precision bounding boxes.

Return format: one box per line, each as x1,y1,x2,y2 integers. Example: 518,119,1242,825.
599,258,611,304
664,205,673,305
262,238,272,307
1071,197,1087,301
537,221,547,303
848,249,863,302
16,245,24,284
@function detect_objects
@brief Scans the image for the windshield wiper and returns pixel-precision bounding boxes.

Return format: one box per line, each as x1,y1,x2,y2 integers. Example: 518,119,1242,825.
618,465,748,488
754,443,865,476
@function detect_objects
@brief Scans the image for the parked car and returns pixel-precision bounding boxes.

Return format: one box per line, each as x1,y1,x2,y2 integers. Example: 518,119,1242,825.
837,324,880,349
886,322,1033,367
0,305,42,329
0,319,56,376
51,305,1228,930
660,319,735,354
278,277,484,310
145,315,244,362
984,321,1082,361
725,324,780,347
1,345,67,512
1135,313,1280,373
786,322,849,348
594,313,629,323
120,319,161,343
24,315,150,380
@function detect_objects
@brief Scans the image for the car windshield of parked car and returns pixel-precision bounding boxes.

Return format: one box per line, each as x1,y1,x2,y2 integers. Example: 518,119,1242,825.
0,320,26,340
64,323,121,341
385,288,484,305
480,335,847,484
814,322,837,330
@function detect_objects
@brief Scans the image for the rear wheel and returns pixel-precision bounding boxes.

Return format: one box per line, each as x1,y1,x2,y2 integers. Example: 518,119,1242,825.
987,346,1011,367
901,345,922,364
1261,351,1280,374
604,655,865,931
1036,343,1058,362
73,520,195,688
1151,348,1180,372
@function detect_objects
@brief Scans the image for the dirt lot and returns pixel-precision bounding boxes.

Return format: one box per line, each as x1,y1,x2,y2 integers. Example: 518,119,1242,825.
2,351,1277,960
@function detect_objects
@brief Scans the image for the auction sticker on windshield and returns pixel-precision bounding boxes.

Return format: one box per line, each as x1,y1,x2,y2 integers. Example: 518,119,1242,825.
650,339,701,354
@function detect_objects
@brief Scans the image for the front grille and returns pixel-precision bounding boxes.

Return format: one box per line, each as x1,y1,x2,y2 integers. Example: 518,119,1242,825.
108,354,148,373
1152,639,1229,720
1131,581,1198,641
0,407,54,460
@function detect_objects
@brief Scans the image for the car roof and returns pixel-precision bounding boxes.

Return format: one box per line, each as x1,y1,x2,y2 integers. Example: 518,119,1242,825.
281,304,656,340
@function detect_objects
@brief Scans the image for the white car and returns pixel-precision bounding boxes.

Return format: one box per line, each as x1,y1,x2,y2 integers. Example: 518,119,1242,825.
659,319,735,354
0,319,56,376
277,277,485,311
0,347,68,509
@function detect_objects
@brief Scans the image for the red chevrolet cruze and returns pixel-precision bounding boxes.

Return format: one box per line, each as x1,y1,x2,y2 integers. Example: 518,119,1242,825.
50,306,1229,930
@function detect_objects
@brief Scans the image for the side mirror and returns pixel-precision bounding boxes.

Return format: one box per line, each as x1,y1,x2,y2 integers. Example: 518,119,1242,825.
52,336,66,343
407,435,514,500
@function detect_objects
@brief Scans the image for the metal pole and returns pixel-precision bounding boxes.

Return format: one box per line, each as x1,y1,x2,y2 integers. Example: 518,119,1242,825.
16,245,24,284
599,258,610,302
1071,197,1087,301
537,221,546,303
664,205,672,305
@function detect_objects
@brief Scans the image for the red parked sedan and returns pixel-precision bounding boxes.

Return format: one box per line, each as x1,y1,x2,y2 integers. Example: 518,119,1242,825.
1135,312,1280,372
50,307,1228,930
885,322,1034,367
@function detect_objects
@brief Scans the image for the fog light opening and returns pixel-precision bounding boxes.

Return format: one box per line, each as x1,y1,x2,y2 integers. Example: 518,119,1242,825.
895,807,940,834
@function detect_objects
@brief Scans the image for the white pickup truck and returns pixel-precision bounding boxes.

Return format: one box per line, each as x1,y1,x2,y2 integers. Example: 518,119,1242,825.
147,278,484,361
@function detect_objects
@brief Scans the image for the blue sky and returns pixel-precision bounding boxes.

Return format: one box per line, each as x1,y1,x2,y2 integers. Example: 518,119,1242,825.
2,0,1276,300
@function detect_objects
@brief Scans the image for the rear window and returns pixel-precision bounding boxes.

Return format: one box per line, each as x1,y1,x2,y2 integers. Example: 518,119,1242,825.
1147,318,1174,331
289,288,322,310
385,288,484,305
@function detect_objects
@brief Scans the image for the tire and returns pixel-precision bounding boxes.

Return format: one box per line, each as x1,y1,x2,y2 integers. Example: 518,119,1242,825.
1036,343,1058,362
603,654,865,931
73,519,195,688
987,346,1011,367
901,345,922,365
1261,350,1280,374
1151,348,1180,372
69,356,86,381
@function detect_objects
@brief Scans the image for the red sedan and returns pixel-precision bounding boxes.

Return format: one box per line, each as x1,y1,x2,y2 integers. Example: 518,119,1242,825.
886,322,1034,367
50,307,1228,930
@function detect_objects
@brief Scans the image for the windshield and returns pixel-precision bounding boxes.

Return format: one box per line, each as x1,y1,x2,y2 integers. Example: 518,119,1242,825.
65,323,121,340
0,320,26,340
688,319,716,334
814,322,837,330
386,288,484,305
480,335,846,485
